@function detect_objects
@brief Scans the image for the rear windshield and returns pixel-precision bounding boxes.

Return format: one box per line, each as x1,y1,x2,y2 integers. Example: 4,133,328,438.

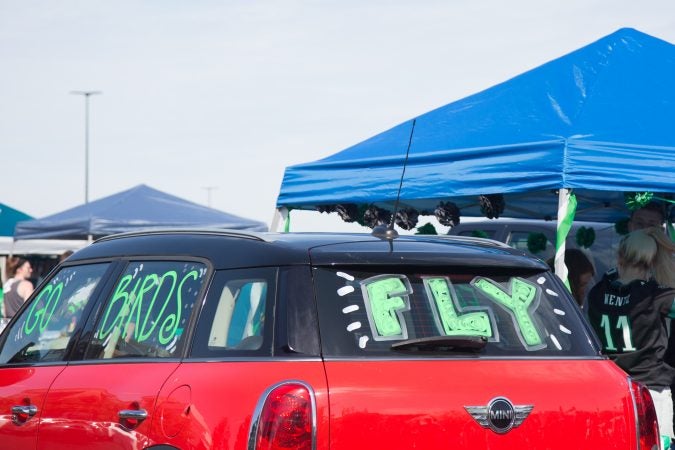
314,267,596,358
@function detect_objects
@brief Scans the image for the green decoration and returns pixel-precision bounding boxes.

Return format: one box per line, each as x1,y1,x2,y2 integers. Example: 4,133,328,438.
24,282,64,335
97,269,198,345
527,232,548,254
284,209,291,232
575,226,596,249
554,191,577,292
362,276,411,339
624,192,654,211
472,277,543,347
424,278,491,337
416,222,438,235
471,230,489,238
614,218,630,235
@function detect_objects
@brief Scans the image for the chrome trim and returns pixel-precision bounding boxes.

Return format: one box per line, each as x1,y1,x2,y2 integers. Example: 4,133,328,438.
11,405,37,424
118,408,148,430
95,228,266,243
465,396,533,434
118,409,148,420
247,379,317,450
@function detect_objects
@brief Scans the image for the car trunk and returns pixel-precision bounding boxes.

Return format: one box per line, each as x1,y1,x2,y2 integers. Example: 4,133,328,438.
323,359,635,449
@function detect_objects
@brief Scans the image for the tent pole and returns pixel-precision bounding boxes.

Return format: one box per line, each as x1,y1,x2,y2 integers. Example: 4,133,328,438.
270,207,288,232
554,188,577,289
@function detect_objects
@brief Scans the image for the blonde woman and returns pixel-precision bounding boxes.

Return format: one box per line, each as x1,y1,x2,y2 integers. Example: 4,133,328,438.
587,227,675,445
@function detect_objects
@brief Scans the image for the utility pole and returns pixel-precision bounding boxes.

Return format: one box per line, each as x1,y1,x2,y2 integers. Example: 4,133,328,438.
71,90,102,203
202,186,218,207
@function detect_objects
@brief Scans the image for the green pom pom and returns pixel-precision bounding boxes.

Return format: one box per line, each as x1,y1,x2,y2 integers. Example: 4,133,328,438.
615,218,630,235
471,230,489,238
575,226,596,249
415,222,438,235
527,232,548,254
625,192,654,211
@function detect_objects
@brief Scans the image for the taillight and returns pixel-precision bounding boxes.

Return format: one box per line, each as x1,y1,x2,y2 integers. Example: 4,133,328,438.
629,378,661,450
249,381,315,450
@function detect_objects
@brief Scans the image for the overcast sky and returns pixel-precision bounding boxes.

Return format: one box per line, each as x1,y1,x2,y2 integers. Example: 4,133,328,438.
2,1,675,232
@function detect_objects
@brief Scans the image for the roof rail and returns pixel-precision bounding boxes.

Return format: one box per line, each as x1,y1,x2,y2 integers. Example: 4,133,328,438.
432,234,512,249
94,228,267,243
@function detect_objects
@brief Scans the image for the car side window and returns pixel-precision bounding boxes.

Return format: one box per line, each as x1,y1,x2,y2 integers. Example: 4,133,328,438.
191,267,275,357
0,263,110,365
85,260,208,360
458,229,497,239
508,230,555,260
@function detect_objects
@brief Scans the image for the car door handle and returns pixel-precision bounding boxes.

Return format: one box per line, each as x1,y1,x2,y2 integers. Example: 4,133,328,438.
118,408,148,430
11,405,38,424
118,409,148,420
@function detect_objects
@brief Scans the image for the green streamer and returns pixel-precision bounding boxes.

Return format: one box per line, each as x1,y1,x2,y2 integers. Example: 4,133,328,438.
284,209,291,232
556,191,577,292
556,192,577,252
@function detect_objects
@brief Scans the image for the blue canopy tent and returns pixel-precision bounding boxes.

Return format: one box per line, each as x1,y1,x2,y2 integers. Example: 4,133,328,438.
275,28,675,234
14,184,267,240
0,203,32,237
0,204,87,256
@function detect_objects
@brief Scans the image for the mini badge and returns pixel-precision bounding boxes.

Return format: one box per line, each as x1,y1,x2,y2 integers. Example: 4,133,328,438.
465,397,533,434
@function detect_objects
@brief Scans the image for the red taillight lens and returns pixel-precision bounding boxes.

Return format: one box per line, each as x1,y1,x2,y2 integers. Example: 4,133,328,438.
630,379,660,450
253,383,314,450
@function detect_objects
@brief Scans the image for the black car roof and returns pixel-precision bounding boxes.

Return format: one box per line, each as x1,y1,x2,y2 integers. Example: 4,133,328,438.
67,229,548,270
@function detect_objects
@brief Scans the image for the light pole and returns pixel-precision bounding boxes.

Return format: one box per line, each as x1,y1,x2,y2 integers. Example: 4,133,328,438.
71,90,102,203
202,186,218,207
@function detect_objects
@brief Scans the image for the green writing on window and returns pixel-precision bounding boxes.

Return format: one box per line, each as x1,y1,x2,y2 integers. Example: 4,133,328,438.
98,269,199,345
361,275,412,340
472,277,542,347
24,282,64,335
424,277,492,337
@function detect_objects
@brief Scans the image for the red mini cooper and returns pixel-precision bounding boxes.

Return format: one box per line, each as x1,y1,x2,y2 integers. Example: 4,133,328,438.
0,230,660,449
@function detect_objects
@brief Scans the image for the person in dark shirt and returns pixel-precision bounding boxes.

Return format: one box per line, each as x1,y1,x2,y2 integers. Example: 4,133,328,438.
2,257,34,319
587,227,675,445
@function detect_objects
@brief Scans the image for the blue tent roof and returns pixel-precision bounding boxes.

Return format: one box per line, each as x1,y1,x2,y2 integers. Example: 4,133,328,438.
0,203,33,236
15,184,267,239
276,28,675,224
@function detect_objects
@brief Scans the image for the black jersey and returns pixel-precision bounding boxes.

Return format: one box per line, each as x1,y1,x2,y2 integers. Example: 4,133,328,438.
587,270,675,389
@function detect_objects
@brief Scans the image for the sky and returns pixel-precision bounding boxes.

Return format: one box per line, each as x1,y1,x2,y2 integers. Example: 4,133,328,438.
2,1,675,233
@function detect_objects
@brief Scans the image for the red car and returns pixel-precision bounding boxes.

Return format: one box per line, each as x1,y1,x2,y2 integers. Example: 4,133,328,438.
0,230,659,449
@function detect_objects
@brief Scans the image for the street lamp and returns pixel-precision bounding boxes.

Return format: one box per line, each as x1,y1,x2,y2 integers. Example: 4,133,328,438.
70,90,102,203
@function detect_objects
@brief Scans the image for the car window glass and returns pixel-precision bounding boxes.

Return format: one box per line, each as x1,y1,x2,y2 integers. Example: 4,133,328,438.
0,263,110,364
314,267,595,357
85,260,207,360
458,229,497,239
192,268,275,357
508,230,555,261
